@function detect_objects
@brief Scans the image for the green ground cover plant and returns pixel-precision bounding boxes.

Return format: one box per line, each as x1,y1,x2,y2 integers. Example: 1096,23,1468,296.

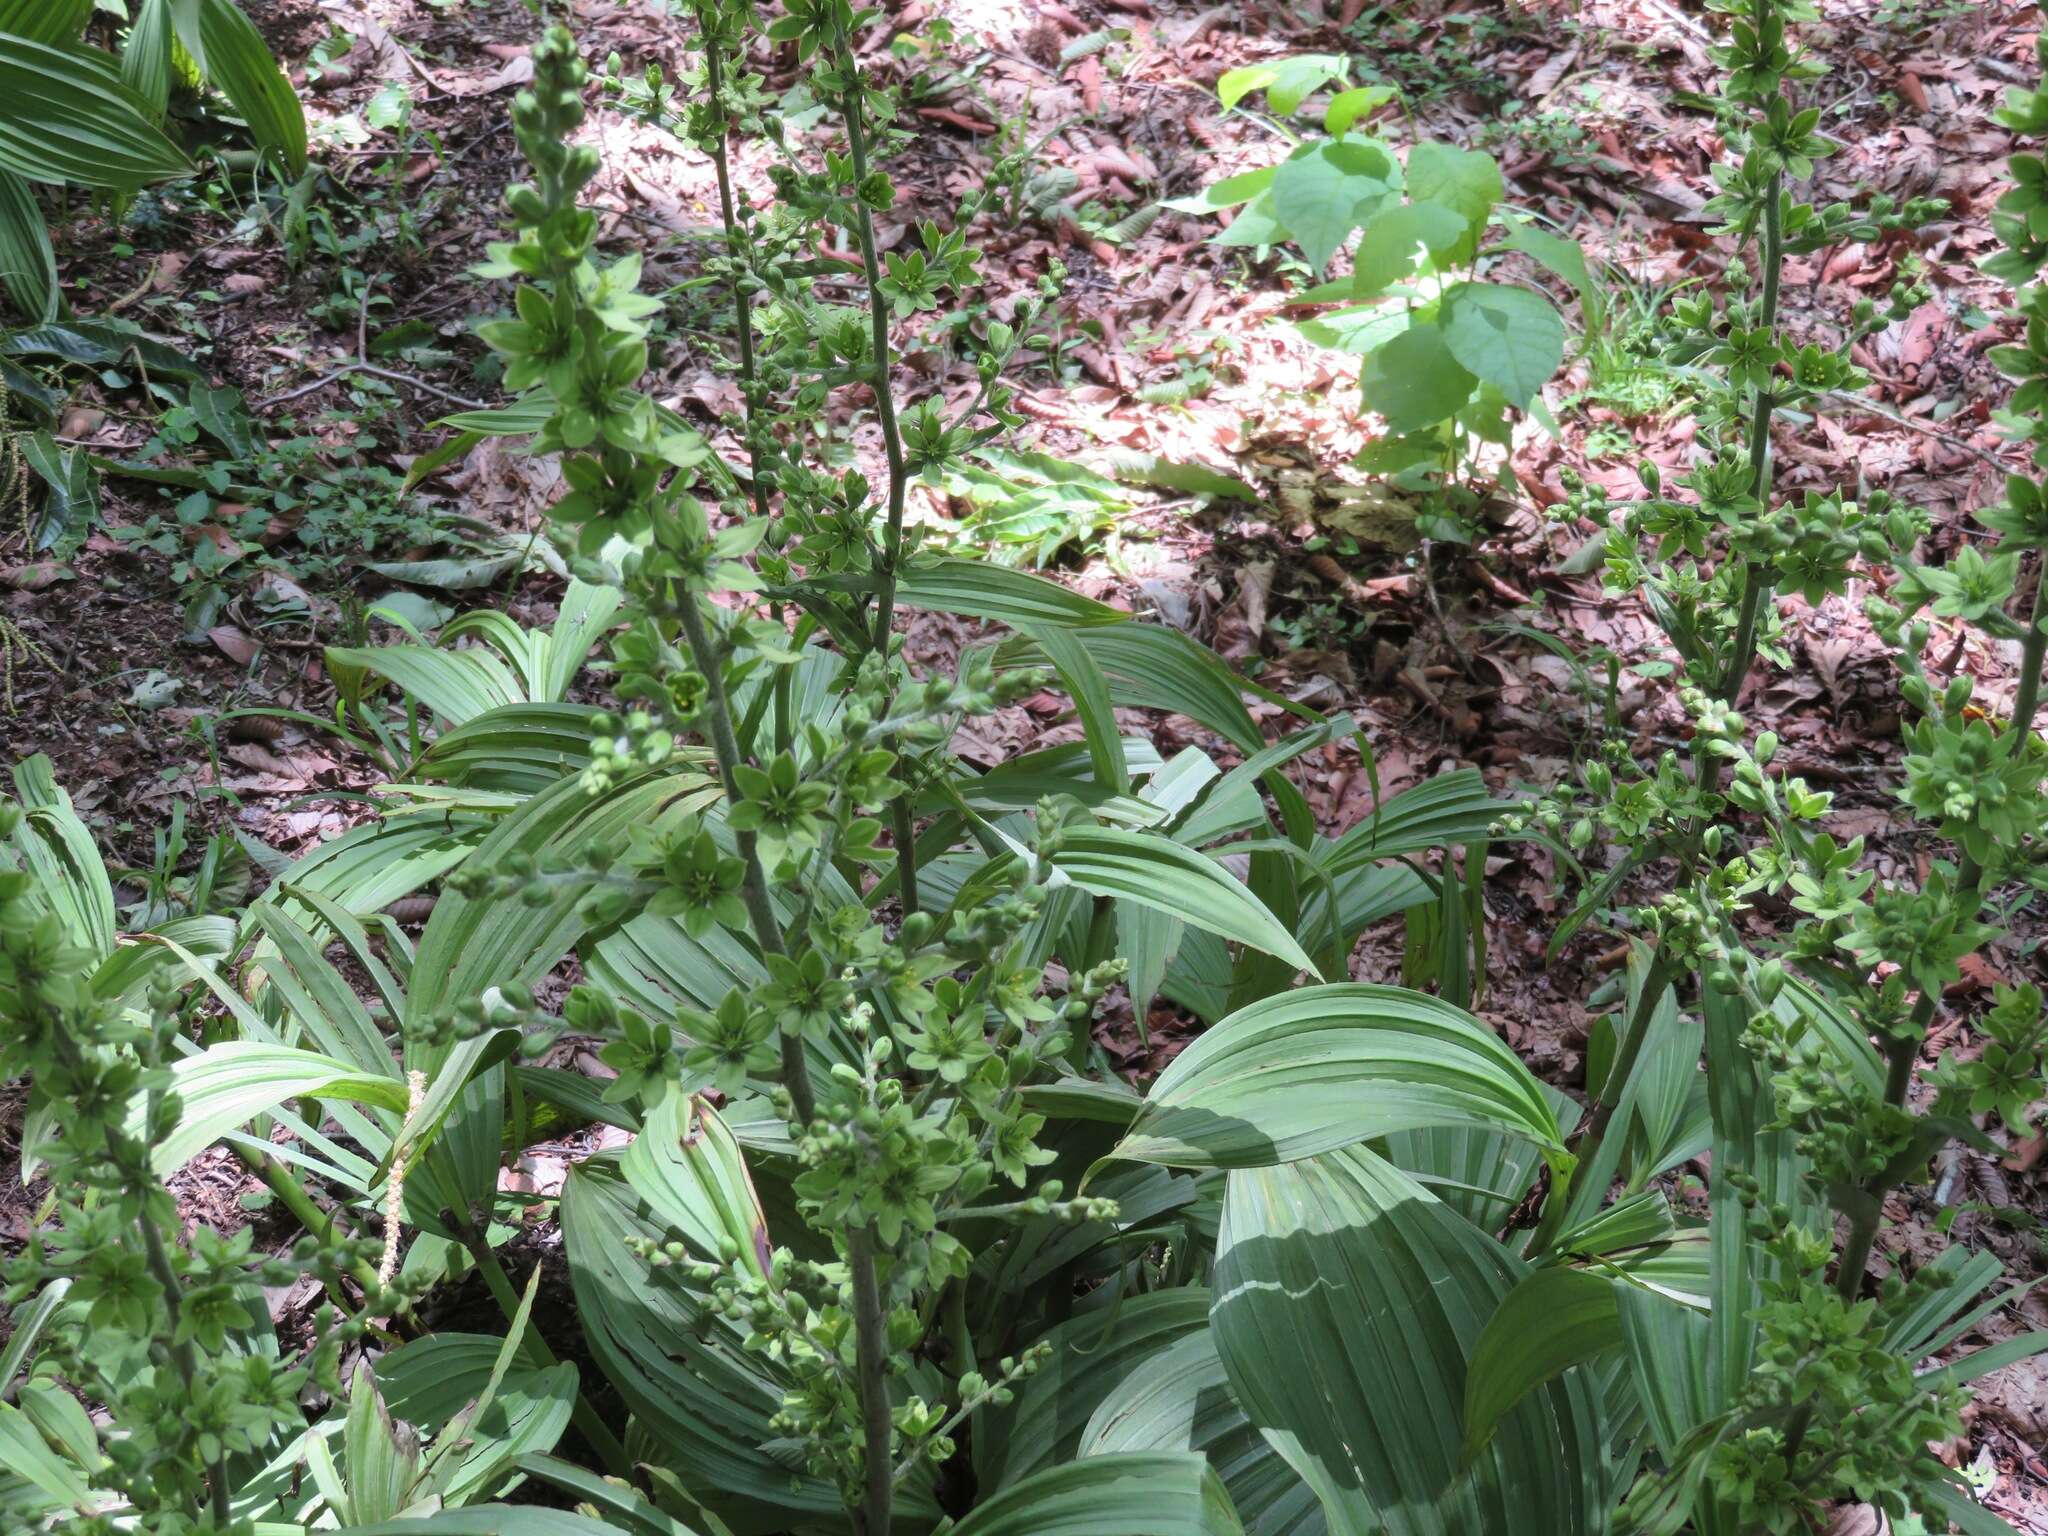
1173,51,1590,543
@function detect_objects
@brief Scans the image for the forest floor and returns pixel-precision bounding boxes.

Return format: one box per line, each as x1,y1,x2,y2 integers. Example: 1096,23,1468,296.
3,0,2048,1524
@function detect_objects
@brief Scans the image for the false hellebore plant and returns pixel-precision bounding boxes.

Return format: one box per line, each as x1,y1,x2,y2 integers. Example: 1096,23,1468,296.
1504,2,2048,1533
452,11,1599,1536
10,10,2048,1536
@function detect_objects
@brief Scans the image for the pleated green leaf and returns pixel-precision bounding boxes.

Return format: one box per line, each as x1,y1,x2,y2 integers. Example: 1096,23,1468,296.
332,582,620,739
121,0,174,117
1034,622,1130,794
558,1156,865,1524
1116,983,1565,1170
254,811,485,924
340,1364,421,1525
339,1511,633,1536
582,823,861,1083
621,1094,774,1279
19,429,97,554
0,1281,68,1395
946,738,1168,825
1915,1329,2048,1394
978,1288,1213,1490
326,638,529,727
1083,1327,1325,1536
137,1042,412,1174
0,34,191,186
586,904,773,1018
1119,900,1184,1032
1888,1247,2012,1364
0,167,57,320
168,0,307,174
7,753,115,957
1004,622,1271,754
1691,968,1825,1536
412,703,611,792
250,902,400,1074
515,1454,709,1536
1212,1147,1610,1536
439,578,623,704
951,1453,1246,1536
1320,770,1518,874
1052,827,1316,976
0,1399,91,1517
1379,1075,1575,1229
406,772,721,1224
2,315,204,378
0,0,94,43
1616,1282,1715,1465
897,555,1129,627
372,1334,579,1507
382,1025,521,1181
1462,1266,1626,1461
1919,1467,2031,1536
410,772,718,1022
1172,717,1352,850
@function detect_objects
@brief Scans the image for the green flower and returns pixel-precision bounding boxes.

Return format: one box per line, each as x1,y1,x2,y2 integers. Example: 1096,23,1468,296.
174,1281,256,1353
651,825,749,938
681,993,778,1095
1975,473,2048,545
1916,544,2017,623
71,1247,161,1336
728,752,830,869
759,950,852,1042
598,1006,674,1106
1899,715,2043,864
902,1012,993,1084
1838,878,1997,997
985,1105,1055,1187
861,1163,953,1247
1707,324,1780,394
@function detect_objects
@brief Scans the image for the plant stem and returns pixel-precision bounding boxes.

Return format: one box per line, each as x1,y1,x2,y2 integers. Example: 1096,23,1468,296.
847,1226,894,1536
1829,551,2048,1298
226,1142,385,1292
1578,953,1674,1149
2007,550,2048,748
673,593,818,1124
1579,166,1788,1223
830,16,920,918
834,40,910,656
1586,166,1791,1182
76,1010,234,1530
673,17,819,1117
1547,951,1675,1248
137,1214,232,1530
699,9,775,528
1717,167,1785,705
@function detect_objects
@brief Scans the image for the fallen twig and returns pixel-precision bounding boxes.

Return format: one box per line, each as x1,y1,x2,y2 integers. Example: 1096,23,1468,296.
255,363,493,412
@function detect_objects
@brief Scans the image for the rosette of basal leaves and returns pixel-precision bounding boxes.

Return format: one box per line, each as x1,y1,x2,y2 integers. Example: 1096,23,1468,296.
0,0,305,320
0,765,455,1534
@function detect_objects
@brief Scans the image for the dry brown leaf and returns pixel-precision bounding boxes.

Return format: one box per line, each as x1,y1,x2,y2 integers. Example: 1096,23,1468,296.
1,561,67,591
207,626,260,667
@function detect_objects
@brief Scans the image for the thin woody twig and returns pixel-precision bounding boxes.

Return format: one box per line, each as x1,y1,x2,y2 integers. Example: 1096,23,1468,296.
255,362,494,412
